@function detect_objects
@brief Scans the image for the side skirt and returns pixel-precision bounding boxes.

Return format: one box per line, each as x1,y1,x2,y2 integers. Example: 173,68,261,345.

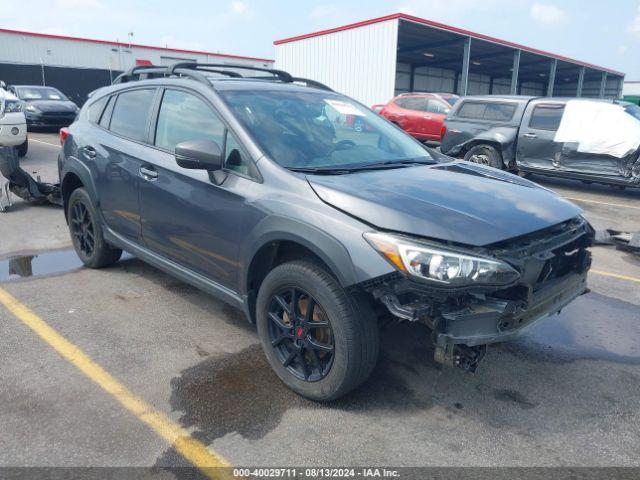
103,227,252,322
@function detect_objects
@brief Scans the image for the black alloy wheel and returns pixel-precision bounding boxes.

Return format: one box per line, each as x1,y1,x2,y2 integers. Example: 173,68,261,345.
70,201,95,257
267,287,335,382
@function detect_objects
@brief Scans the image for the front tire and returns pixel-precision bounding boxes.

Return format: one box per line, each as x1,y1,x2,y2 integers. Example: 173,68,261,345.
16,139,28,158
67,188,122,268
464,144,503,169
256,261,379,401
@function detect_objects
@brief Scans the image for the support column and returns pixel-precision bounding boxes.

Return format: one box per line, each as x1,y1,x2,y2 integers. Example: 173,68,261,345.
599,72,608,98
409,65,415,93
510,50,520,95
460,37,471,96
617,76,624,99
547,59,557,97
576,67,585,97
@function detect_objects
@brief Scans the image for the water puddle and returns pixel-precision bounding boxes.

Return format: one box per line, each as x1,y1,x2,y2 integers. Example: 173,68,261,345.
0,249,84,281
506,291,640,364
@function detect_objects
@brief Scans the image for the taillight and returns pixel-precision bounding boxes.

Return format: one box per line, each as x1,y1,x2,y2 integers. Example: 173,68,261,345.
59,127,70,146
440,124,447,140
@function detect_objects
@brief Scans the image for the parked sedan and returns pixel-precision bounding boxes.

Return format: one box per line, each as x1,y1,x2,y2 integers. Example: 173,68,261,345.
380,93,459,142
8,85,79,130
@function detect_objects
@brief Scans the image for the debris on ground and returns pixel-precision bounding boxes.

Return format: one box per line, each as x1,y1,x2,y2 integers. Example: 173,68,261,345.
594,229,640,255
0,146,62,211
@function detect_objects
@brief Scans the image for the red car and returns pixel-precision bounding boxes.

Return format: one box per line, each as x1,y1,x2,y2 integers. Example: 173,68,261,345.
380,93,459,142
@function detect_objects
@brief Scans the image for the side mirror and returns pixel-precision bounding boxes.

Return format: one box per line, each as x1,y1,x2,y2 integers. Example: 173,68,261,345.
175,139,223,170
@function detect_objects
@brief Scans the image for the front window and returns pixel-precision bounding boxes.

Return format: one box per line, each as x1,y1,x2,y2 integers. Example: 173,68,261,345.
16,86,68,101
219,89,433,171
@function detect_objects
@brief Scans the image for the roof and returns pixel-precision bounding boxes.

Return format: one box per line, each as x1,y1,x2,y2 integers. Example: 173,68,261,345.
273,13,624,77
0,27,273,64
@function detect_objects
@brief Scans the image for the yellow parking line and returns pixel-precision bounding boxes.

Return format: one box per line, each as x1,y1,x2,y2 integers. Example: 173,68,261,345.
0,287,233,479
29,138,60,148
591,269,640,284
565,197,640,210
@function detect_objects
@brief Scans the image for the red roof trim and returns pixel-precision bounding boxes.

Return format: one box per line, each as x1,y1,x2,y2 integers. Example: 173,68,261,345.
0,27,274,63
273,13,624,77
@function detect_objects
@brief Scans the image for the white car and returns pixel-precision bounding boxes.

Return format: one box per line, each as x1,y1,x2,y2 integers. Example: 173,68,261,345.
0,85,28,157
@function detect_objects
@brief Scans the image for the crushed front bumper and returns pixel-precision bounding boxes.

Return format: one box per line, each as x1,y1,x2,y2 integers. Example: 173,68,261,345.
361,216,594,372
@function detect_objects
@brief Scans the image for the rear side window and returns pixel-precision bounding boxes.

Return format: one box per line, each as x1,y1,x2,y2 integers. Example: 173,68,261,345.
529,105,565,131
396,97,427,112
86,96,108,124
426,100,449,114
457,101,516,121
109,89,156,142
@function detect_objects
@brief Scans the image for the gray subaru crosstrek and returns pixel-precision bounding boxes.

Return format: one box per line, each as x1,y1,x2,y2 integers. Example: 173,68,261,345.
58,64,593,401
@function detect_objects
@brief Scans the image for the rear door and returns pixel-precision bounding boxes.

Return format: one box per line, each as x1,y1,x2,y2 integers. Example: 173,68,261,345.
516,102,565,171
389,97,427,136
91,87,157,241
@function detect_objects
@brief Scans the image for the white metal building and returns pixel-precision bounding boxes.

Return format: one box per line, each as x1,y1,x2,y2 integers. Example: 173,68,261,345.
0,28,273,104
274,13,625,107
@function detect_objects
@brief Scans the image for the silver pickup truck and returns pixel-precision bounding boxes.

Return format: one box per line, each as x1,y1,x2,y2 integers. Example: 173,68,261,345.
441,95,640,188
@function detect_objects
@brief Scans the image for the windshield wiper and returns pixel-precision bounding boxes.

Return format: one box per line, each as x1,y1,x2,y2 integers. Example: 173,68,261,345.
288,167,355,175
288,158,436,175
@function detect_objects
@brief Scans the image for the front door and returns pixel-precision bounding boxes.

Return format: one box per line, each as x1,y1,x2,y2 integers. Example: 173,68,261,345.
138,87,258,289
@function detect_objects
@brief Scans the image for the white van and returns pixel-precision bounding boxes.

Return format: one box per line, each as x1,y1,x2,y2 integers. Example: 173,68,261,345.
0,83,28,156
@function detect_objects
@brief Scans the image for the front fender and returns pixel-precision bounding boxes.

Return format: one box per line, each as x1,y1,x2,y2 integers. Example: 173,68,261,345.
239,215,359,294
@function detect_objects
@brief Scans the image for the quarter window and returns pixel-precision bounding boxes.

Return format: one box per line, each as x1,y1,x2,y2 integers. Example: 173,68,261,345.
224,131,257,178
98,96,115,129
109,89,156,141
87,96,108,124
529,105,565,131
154,89,225,152
396,97,427,112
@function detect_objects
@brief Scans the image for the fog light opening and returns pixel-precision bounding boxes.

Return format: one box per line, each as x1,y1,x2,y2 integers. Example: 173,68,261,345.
11,127,19,135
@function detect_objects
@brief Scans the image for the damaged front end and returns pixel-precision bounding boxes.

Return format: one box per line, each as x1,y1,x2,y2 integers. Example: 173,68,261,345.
360,216,594,373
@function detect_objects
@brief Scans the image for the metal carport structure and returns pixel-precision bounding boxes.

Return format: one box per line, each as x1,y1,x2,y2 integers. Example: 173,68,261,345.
274,13,625,106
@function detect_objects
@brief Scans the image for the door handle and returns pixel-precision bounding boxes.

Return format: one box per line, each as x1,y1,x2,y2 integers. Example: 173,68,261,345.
523,133,538,139
139,166,158,180
423,115,432,119
82,146,97,159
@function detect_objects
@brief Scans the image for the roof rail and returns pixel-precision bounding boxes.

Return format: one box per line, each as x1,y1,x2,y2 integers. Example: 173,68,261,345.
113,66,170,84
113,62,333,91
168,62,294,83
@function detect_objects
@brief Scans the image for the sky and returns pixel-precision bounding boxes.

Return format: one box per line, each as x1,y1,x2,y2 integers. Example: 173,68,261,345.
1,0,639,79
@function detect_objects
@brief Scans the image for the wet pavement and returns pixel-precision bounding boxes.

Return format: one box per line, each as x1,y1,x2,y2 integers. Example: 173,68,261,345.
0,133,639,470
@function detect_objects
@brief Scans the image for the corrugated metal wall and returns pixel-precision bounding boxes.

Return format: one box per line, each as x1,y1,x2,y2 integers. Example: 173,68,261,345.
0,30,272,72
275,19,399,107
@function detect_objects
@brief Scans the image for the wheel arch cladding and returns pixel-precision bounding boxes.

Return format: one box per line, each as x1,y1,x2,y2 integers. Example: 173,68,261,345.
60,157,100,219
243,228,358,323
461,127,517,164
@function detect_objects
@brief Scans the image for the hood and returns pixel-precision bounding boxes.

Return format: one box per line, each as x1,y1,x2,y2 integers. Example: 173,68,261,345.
25,100,77,113
308,161,583,246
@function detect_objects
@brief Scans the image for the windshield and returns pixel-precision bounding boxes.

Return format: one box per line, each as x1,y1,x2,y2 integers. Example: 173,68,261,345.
17,87,68,101
219,89,433,171
624,104,640,121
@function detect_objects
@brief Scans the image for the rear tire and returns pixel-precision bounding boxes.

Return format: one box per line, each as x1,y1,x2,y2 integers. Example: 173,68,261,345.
256,260,379,401
16,139,28,158
464,144,503,169
67,188,122,268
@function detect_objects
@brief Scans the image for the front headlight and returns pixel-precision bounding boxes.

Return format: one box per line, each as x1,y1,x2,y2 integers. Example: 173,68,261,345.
25,104,38,113
4,100,23,113
364,232,520,286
